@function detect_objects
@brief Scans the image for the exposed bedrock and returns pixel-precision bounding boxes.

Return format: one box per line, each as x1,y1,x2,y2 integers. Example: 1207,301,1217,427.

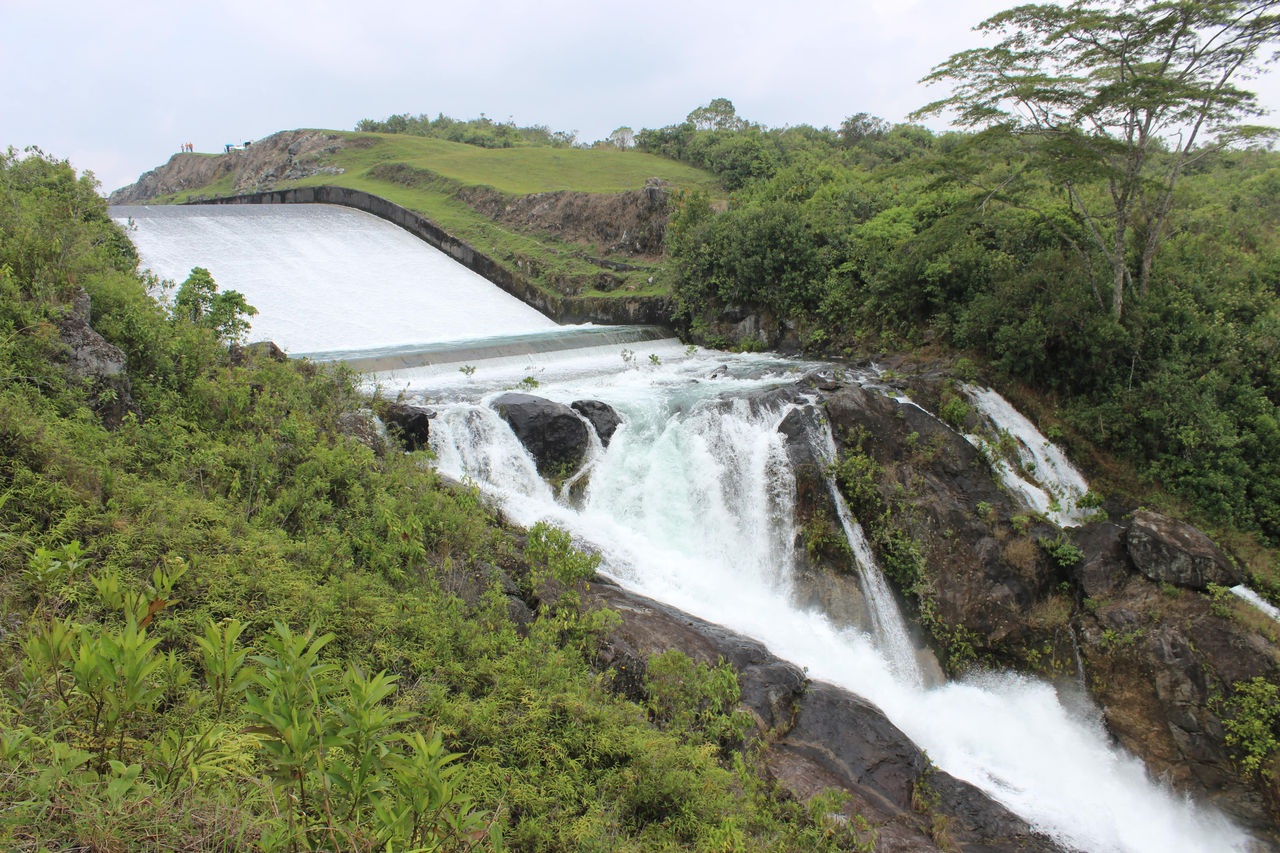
108,130,348,203
802,370,1280,843
570,399,622,447
590,581,1065,853
57,288,138,428
381,402,436,452
1127,509,1244,590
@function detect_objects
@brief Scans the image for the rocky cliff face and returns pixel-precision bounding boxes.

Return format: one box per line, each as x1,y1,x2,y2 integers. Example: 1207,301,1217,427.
591,581,1065,853
108,130,349,204
466,375,1280,844
799,365,1280,843
456,178,670,259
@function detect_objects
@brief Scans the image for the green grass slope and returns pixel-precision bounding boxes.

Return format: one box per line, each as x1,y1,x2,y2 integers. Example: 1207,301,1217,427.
139,132,722,304
320,133,720,195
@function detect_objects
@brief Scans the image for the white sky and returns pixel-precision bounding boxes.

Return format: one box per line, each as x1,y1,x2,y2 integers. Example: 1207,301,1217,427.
4,0,1279,195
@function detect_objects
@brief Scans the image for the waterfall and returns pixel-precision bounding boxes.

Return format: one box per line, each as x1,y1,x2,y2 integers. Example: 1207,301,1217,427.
422,353,1247,853
961,384,1093,527
802,407,924,686
1231,585,1280,624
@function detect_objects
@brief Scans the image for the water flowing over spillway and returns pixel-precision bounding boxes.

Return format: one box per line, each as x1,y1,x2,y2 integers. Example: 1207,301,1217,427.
110,204,560,354
121,204,1251,853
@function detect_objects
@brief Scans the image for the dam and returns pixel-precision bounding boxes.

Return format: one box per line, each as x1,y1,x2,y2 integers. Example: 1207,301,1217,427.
110,201,1253,853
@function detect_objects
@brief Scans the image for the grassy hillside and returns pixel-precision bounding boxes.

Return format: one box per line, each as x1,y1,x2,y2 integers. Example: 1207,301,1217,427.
137,131,722,302
318,133,720,195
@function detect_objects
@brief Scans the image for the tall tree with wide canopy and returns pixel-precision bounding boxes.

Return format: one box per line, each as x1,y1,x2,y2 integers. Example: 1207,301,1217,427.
915,0,1280,317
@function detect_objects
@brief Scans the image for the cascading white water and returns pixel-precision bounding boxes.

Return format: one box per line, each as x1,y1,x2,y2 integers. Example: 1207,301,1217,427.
962,384,1093,527
420,349,1249,853
1232,585,1280,625
803,410,924,686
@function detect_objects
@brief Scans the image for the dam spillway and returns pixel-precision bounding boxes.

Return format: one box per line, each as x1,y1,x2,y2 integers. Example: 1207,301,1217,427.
109,203,634,365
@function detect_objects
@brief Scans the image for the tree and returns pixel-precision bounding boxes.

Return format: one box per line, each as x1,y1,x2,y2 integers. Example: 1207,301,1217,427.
687,98,747,131
915,0,1280,317
172,267,257,344
838,112,890,146
608,126,636,149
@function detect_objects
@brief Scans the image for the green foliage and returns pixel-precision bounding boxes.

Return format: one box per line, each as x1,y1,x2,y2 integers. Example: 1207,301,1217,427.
1039,534,1084,569
1217,677,1280,782
830,432,883,524
356,111,576,149
0,149,865,851
656,95,1280,544
916,0,1280,314
1207,582,1237,620
525,521,600,586
938,389,971,430
644,651,753,750
172,266,257,344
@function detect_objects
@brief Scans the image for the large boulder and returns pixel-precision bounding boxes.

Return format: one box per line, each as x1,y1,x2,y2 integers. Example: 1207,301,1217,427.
491,393,590,479
1126,510,1243,590
1068,521,1133,598
56,288,137,428
382,403,436,452
570,399,622,447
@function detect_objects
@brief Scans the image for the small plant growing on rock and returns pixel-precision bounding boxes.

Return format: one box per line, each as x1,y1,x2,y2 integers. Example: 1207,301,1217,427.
644,650,752,752
1216,676,1280,781
1207,583,1236,620
1040,534,1084,568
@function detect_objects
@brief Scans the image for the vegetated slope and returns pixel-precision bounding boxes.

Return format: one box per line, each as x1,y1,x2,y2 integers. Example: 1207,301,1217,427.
0,150,869,851
647,102,1280,564
110,130,723,302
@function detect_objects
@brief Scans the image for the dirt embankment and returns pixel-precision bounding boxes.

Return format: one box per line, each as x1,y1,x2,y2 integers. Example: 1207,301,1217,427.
458,180,670,259
367,161,671,261
108,130,350,204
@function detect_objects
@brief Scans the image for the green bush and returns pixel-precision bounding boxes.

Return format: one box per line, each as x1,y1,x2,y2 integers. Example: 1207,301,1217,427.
1218,677,1280,782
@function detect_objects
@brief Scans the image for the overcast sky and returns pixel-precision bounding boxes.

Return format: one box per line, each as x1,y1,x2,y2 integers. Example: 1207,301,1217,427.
4,0,1280,195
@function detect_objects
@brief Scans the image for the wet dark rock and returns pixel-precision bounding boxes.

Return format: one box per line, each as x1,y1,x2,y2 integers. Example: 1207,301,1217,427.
570,399,622,447
1127,510,1243,590
56,288,137,428
591,581,1064,852
696,368,1280,840
382,403,436,452
491,392,590,479
1068,522,1133,598
824,381,1052,651
775,406,873,628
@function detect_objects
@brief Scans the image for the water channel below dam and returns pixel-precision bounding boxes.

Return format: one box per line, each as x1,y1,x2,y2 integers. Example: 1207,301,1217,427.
113,201,1252,853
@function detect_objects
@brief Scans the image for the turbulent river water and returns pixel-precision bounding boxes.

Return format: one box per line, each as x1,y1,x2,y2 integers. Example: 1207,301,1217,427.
114,202,1252,853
